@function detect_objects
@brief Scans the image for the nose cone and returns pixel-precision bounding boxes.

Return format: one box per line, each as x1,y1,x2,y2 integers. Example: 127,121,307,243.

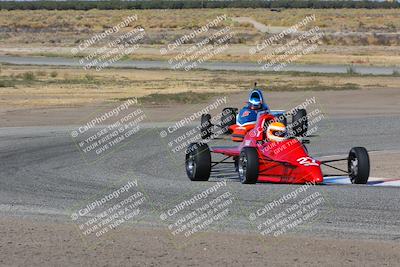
259,139,324,184
296,165,323,184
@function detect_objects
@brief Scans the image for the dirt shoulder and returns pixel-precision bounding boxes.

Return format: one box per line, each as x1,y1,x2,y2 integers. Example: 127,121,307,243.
2,44,400,67
1,216,399,266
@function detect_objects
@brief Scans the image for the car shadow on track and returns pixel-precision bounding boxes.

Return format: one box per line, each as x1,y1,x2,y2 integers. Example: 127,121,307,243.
210,167,240,181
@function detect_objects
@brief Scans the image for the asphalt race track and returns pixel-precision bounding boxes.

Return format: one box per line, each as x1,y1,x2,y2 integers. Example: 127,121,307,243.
1,115,399,242
0,55,398,75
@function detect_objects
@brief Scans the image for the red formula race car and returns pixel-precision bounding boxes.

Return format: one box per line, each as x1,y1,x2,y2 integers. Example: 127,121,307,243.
185,113,370,184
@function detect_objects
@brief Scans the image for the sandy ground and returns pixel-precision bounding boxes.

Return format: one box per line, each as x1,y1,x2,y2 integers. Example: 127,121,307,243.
1,216,399,267
369,152,400,179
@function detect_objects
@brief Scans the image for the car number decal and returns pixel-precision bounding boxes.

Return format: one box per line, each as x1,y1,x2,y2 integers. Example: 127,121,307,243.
297,157,319,166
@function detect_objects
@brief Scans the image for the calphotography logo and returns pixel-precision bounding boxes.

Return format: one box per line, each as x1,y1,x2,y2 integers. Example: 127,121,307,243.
70,98,147,163
70,15,146,71
248,182,327,237
73,15,139,54
159,96,228,154
160,15,227,54
249,14,325,71
253,14,316,53
160,15,235,71
159,180,235,243
69,177,149,247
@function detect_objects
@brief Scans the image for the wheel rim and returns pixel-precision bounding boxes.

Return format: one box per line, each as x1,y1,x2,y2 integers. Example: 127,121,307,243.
239,154,247,182
187,152,195,177
349,153,358,182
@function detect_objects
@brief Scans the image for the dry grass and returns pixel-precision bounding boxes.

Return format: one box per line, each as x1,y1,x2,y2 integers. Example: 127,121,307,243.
1,9,399,32
1,44,400,67
1,9,399,67
0,9,399,47
0,65,399,109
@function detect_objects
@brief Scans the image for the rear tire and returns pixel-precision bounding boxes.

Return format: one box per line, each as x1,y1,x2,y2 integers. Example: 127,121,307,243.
280,116,288,127
275,114,287,126
200,114,212,139
238,147,259,184
221,108,237,134
348,147,370,184
185,143,211,181
292,109,308,137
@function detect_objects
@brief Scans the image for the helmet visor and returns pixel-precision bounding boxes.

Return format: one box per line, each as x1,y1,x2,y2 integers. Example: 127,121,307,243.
272,129,286,137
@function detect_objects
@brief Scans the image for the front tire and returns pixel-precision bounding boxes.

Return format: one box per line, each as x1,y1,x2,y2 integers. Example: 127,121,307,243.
238,147,259,184
348,147,370,184
185,143,211,181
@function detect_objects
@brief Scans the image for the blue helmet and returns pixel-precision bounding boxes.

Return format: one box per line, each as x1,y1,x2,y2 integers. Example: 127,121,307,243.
249,89,263,109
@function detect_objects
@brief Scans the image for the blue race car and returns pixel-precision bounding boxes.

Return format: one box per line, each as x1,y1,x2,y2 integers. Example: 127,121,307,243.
200,84,307,141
